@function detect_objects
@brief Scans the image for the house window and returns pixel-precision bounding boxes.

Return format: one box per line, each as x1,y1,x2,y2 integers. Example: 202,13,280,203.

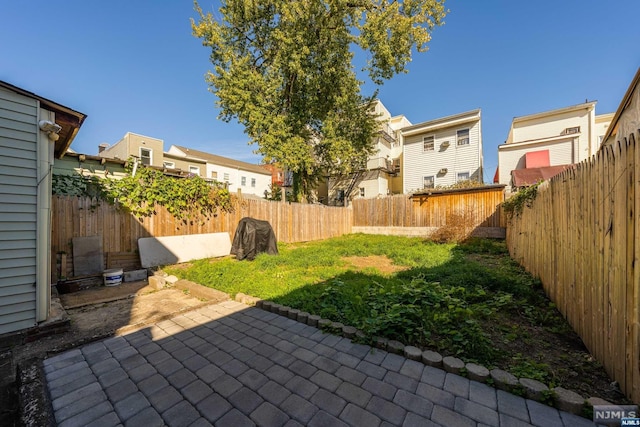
423,176,435,189
223,173,230,182
564,126,580,135
251,178,256,188
457,129,470,145
359,187,365,197
392,159,400,173
211,171,218,179
457,172,470,181
163,161,175,169
423,136,435,152
241,176,247,186
189,166,200,176
140,148,152,166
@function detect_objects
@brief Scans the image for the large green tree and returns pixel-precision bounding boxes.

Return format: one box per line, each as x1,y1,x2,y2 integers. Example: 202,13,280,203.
193,0,447,201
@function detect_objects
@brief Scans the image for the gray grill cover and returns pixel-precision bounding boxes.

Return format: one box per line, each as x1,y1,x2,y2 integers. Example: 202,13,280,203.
230,217,279,260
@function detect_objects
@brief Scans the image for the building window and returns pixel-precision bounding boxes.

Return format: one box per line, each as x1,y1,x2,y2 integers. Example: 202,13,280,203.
359,187,365,197
189,166,200,175
423,136,435,152
564,126,580,135
241,176,247,186
251,178,256,188
457,129,470,145
457,172,470,181
423,176,434,189
211,171,218,179
140,148,152,166
163,161,175,169
224,173,230,182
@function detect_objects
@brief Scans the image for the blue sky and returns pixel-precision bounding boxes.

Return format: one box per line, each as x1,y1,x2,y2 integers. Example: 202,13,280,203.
2,1,639,182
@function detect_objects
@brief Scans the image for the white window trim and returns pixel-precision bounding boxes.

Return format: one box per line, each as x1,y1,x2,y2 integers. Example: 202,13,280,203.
359,187,365,197
139,147,152,165
223,173,230,182
457,128,470,146
423,135,435,152
163,161,175,169
457,171,470,181
251,178,256,188
423,175,435,189
188,166,200,175
241,176,247,186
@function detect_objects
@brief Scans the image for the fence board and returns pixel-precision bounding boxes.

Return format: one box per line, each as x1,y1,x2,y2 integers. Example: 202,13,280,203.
626,135,636,395
506,131,640,403
52,196,353,279
634,133,640,401
352,186,505,230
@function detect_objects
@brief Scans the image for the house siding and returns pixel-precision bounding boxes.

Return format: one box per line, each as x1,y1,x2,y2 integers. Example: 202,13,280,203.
99,132,164,166
0,87,38,334
53,155,127,180
497,138,576,186
358,174,388,198
403,120,482,192
511,110,592,161
208,163,271,197
161,155,207,176
124,133,164,167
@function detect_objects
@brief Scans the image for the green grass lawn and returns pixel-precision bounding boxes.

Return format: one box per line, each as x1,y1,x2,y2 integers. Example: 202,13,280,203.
165,233,608,395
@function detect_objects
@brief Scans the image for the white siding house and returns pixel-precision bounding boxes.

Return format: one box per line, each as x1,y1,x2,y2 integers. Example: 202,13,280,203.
0,81,85,335
497,102,612,191
328,103,483,203
402,109,483,192
168,146,271,198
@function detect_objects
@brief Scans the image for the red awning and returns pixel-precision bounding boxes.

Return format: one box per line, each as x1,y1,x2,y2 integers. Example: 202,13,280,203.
525,150,550,168
511,165,573,187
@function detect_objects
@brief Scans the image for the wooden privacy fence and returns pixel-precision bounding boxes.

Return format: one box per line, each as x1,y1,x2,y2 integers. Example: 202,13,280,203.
51,186,506,278
506,134,640,403
51,196,352,279
352,185,505,228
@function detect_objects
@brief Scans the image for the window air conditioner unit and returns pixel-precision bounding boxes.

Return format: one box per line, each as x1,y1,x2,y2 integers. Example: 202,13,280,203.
439,168,448,174
441,141,450,148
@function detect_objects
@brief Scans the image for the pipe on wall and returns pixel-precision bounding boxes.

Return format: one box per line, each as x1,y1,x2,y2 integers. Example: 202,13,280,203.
35,107,55,322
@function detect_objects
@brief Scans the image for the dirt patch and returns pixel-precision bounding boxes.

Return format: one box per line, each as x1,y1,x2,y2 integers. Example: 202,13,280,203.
13,281,229,363
66,289,211,336
59,281,160,309
342,255,409,275
484,316,629,404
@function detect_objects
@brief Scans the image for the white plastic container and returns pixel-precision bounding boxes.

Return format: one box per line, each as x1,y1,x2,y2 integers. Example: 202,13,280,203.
103,268,123,287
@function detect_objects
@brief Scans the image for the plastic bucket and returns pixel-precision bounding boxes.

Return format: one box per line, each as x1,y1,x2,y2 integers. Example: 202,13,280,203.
103,268,123,287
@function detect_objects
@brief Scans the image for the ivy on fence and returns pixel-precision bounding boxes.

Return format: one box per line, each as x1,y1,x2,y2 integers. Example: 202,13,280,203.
502,181,542,218
52,162,234,221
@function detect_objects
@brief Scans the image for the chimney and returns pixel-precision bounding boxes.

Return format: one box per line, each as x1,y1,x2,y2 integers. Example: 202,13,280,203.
98,143,109,153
